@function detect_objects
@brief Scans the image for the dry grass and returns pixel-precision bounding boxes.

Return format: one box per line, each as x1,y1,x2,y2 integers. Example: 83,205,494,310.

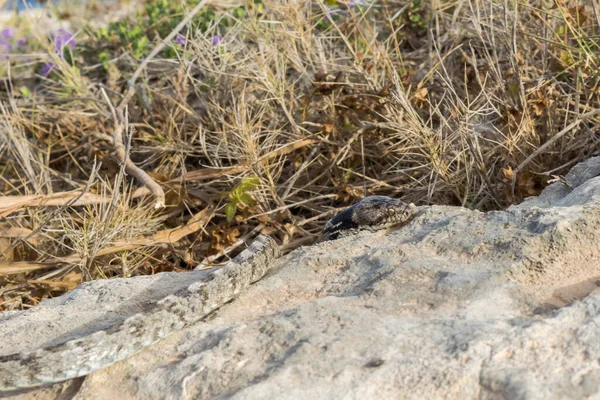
1,0,599,310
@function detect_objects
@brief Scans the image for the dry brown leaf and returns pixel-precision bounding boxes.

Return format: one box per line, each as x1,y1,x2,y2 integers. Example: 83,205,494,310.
27,279,76,291
210,226,241,253
323,123,335,134
0,187,151,218
0,262,54,276
413,87,428,106
0,226,34,239
0,226,37,246
518,172,537,195
503,166,514,180
28,270,82,291
568,5,588,25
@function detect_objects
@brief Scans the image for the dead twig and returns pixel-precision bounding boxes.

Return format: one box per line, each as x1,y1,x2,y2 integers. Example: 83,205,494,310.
98,0,210,208
101,89,166,208
0,262,56,276
0,186,151,218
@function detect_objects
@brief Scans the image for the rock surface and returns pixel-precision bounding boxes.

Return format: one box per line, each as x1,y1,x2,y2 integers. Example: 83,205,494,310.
2,158,600,399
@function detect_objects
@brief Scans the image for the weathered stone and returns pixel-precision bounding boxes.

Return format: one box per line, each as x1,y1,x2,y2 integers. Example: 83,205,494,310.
2,157,600,399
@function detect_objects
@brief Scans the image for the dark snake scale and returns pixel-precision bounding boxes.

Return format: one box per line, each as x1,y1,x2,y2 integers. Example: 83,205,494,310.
322,196,417,241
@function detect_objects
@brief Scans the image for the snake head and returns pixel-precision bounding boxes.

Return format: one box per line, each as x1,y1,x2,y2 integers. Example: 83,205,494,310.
322,196,416,241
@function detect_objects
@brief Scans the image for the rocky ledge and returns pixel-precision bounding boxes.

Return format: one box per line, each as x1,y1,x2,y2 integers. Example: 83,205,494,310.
2,157,600,399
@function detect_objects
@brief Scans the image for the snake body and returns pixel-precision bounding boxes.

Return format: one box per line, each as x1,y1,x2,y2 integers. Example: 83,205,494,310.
0,196,417,391
322,196,417,240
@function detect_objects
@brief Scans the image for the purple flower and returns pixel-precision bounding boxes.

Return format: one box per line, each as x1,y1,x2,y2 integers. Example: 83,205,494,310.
1,28,15,40
175,34,186,46
16,38,27,47
41,62,56,77
38,29,76,78
54,29,75,54
211,35,223,46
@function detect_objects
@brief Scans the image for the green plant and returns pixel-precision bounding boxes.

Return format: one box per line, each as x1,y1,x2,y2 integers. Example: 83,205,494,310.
225,176,261,222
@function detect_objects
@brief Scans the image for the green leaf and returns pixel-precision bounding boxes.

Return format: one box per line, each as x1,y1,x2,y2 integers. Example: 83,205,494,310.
225,202,237,222
238,175,260,192
507,83,520,102
19,86,31,98
230,186,243,199
99,50,111,70
233,6,245,19
228,175,260,212
118,25,128,41
97,27,109,40
130,26,142,40
134,36,150,58
238,193,253,206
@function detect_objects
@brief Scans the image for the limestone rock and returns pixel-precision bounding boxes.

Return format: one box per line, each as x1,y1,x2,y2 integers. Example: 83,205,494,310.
3,158,600,399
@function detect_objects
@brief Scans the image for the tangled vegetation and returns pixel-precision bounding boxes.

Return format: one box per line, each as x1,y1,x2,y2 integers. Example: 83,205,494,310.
0,0,599,310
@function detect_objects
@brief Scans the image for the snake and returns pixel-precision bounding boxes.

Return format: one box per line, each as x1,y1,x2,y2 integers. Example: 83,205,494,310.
0,196,417,391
